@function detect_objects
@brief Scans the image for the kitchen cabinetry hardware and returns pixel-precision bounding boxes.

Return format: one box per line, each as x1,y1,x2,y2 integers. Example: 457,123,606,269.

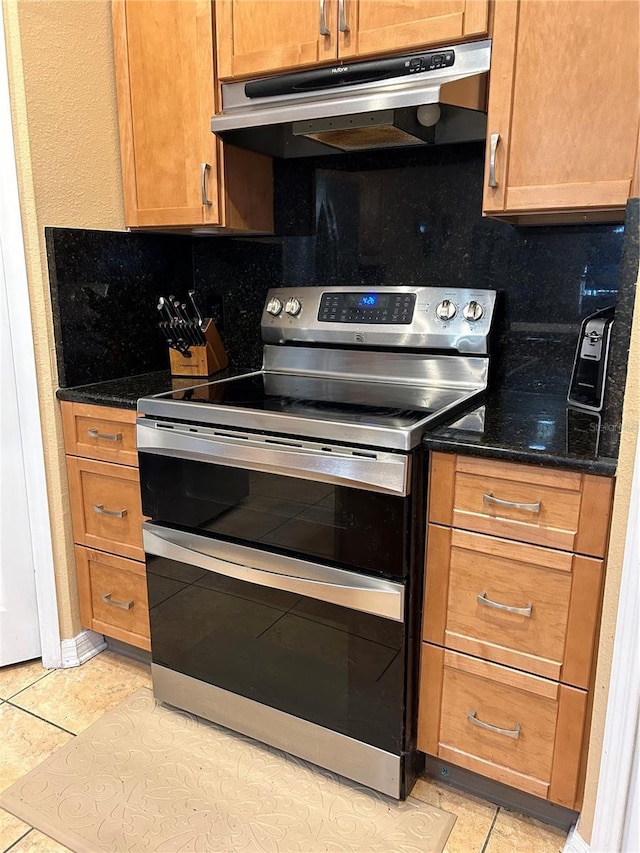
420,453,614,808
63,403,148,649
101,592,134,610
93,504,128,518
339,0,349,32
467,709,521,740
477,592,532,618
87,428,122,442
319,0,330,35
483,492,541,513
200,162,212,206
488,132,500,188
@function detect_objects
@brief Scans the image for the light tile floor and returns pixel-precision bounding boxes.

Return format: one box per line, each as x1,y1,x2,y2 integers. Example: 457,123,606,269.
0,652,568,853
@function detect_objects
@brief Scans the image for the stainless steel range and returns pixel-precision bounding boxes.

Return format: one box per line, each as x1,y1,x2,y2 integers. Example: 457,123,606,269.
137,285,497,799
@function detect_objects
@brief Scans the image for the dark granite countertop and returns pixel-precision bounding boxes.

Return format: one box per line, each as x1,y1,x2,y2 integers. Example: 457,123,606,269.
58,375,618,476
423,390,617,476
56,368,255,410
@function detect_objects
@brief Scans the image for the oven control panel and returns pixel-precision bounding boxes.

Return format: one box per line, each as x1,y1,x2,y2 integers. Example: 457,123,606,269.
261,286,498,354
318,292,417,324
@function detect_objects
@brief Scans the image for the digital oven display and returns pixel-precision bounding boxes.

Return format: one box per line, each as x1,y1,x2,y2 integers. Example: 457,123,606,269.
318,292,416,324
358,294,378,307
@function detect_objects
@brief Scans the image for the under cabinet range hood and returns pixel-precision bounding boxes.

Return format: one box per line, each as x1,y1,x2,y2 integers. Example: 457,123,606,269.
211,40,491,158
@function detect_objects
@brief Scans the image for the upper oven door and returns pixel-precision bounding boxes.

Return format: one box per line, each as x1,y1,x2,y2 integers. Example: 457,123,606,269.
137,419,412,580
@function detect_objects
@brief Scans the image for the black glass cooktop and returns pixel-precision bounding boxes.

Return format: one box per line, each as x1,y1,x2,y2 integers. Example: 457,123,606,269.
153,371,468,430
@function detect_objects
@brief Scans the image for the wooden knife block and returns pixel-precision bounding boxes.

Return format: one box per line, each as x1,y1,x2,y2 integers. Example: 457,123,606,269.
169,319,228,377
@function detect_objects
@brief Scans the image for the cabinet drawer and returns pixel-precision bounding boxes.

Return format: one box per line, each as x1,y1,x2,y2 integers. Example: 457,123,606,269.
66,457,144,560
423,527,604,688
418,645,587,808
429,453,613,556
61,402,138,466
76,547,150,650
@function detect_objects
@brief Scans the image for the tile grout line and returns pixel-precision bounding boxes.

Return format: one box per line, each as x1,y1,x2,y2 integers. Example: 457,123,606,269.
2,827,33,853
4,701,77,738
479,805,501,853
0,667,56,705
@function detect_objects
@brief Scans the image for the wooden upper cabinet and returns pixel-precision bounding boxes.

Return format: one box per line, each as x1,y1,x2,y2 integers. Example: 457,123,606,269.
216,0,338,80
340,0,489,60
112,0,273,231
216,0,489,80
113,0,220,227
483,0,640,222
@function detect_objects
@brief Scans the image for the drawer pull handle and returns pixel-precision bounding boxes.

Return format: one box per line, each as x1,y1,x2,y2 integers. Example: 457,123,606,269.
339,0,349,32
319,0,330,35
483,492,541,513
101,593,133,610
93,504,128,518
87,428,122,442
477,592,532,617
488,132,500,188
468,710,521,740
200,163,212,206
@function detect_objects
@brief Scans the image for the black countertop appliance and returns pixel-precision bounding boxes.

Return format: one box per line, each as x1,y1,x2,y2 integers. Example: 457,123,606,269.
568,306,615,413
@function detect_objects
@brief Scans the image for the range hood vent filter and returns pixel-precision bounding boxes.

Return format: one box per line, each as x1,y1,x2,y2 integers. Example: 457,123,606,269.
292,110,436,152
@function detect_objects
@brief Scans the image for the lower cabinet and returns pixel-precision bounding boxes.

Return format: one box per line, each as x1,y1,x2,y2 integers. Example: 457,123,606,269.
61,401,150,651
419,646,588,808
419,452,614,810
75,548,150,651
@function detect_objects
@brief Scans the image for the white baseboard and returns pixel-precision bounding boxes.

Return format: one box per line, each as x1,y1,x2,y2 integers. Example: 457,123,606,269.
564,825,590,853
60,630,107,668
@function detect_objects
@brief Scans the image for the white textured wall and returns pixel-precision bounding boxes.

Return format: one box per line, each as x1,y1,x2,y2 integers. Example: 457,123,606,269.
3,0,125,638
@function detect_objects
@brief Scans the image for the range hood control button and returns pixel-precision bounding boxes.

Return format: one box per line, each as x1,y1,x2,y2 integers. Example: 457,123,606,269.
436,299,457,321
266,297,283,316
285,298,302,316
463,300,484,322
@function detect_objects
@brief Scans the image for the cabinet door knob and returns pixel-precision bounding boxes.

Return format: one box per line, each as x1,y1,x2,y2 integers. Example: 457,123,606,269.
101,593,134,610
93,504,128,518
87,428,122,442
200,162,212,206
319,0,330,35
477,592,532,618
468,710,521,739
483,492,541,514
339,0,349,32
488,132,500,188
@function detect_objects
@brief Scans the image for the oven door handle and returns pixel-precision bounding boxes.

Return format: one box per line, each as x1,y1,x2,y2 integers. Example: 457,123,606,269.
136,420,410,496
143,522,405,622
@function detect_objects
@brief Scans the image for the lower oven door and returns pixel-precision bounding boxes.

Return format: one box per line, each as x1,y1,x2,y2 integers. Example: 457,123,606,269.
137,419,412,580
144,521,407,795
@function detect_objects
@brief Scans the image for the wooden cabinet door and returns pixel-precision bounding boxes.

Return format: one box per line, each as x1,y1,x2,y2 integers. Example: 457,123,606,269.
339,0,489,60
113,0,220,227
216,0,338,80
483,0,639,220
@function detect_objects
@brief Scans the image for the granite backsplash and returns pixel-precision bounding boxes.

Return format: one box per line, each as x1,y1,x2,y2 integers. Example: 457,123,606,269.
48,143,636,455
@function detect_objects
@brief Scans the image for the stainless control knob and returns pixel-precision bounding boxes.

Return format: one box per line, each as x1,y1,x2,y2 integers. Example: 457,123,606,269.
463,300,484,322
436,299,457,321
266,297,283,316
285,297,302,316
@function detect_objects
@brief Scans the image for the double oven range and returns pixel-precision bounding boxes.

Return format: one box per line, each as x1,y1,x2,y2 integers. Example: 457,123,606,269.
137,286,496,799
